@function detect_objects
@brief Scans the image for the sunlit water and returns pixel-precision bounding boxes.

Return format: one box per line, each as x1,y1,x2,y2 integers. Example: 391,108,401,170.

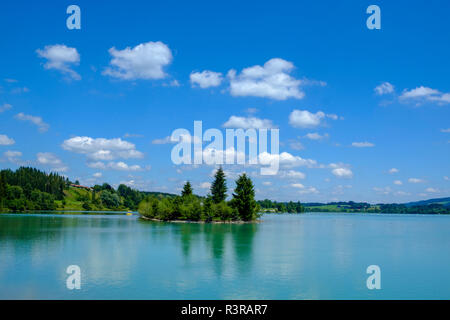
0,212,449,299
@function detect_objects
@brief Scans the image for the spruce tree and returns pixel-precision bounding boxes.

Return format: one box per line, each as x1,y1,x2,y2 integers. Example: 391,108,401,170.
181,181,193,197
231,173,258,221
211,166,227,203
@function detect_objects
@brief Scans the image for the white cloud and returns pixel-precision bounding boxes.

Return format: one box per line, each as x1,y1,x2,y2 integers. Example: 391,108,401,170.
36,44,81,80
152,133,201,145
0,134,15,146
280,170,306,179
62,136,143,160
351,141,375,148
425,187,439,193
291,183,305,189
228,58,307,100
87,161,143,171
93,172,102,178
15,113,49,132
0,103,12,113
3,150,22,163
393,180,403,185
36,152,68,172
374,82,394,95
304,132,328,140
331,167,353,179
298,186,319,194
258,151,318,168
190,70,223,88
441,128,450,133
103,41,172,80
389,168,399,174
399,86,450,105
444,176,449,181
262,181,272,186
289,110,338,128
222,116,275,129
408,178,424,183
199,182,211,189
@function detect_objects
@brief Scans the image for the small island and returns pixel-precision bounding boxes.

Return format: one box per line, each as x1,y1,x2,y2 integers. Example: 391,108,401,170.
138,167,261,223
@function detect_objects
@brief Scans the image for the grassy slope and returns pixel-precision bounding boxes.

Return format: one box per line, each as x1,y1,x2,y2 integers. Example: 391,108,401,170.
55,187,116,211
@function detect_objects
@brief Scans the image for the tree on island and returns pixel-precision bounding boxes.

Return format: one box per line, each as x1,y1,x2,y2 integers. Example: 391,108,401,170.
211,166,227,204
181,181,193,197
231,173,260,221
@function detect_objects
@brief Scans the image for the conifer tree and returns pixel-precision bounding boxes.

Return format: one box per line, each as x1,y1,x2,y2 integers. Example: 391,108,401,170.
181,181,193,197
231,173,259,221
211,166,227,203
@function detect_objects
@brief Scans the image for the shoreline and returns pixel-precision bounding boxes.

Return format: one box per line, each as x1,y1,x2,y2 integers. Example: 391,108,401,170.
139,216,261,224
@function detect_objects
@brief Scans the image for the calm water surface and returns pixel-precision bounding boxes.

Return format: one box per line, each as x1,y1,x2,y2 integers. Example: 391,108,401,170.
0,213,449,299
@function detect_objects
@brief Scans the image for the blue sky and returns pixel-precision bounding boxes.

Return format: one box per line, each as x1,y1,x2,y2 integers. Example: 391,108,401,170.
0,0,449,203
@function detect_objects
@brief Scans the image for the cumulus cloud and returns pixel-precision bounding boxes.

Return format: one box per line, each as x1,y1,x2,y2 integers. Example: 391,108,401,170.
280,170,306,179
330,165,353,179
389,168,399,174
0,103,12,113
222,116,276,129
393,180,403,185
190,70,223,88
87,161,143,171
291,183,305,189
36,44,81,80
37,152,68,172
425,187,439,193
399,86,450,105
351,141,375,148
289,110,338,128
15,113,49,132
304,132,328,140
62,136,144,161
227,58,308,100
103,41,172,80
258,151,318,168
374,82,394,95
3,150,22,163
0,134,15,146
298,186,319,194
93,172,102,178
408,178,424,183
441,128,450,133
199,182,211,189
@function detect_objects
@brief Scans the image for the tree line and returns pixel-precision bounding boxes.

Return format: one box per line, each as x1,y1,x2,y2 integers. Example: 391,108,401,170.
257,199,304,213
138,167,260,222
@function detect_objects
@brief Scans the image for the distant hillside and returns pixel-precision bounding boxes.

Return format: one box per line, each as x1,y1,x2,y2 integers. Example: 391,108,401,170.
404,197,450,208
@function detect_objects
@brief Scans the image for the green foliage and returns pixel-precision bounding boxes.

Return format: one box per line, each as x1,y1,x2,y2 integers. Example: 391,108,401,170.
100,191,121,208
230,174,259,221
258,199,304,213
181,181,193,197
211,167,227,203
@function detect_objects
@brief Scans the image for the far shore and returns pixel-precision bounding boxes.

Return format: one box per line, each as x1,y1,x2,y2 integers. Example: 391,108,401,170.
139,216,261,224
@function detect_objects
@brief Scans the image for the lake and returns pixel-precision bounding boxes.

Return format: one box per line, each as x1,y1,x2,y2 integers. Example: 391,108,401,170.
0,212,449,299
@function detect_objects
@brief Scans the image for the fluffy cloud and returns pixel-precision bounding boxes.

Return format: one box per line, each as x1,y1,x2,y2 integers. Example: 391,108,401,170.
3,150,22,163
408,178,424,183
228,58,306,100
62,136,144,161
393,180,403,185
103,41,172,80
0,103,12,113
331,166,353,178
291,183,305,189
304,132,328,140
374,82,394,95
87,161,143,171
280,170,306,179
15,113,49,132
399,86,450,105
258,151,318,168
0,134,15,146
36,44,81,80
389,168,399,174
351,142,375,148
289,110,338,128
441,128,450,133
37,152,68,172
425,187,439,193
190,70,223,88
298,186,319,194
222,116,276,129
199,182,211,189
93,172,102,178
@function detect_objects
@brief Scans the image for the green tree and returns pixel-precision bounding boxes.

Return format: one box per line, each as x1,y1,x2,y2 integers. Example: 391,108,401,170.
211,166,227,204
231,174,259,221
181,181,193,197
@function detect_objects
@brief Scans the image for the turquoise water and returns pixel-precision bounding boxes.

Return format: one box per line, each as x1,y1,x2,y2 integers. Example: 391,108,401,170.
0,212,449,299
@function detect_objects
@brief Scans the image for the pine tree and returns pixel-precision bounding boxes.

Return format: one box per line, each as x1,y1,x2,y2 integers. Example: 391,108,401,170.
181,181,193,197
211,166,227,203
231,173,259,221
